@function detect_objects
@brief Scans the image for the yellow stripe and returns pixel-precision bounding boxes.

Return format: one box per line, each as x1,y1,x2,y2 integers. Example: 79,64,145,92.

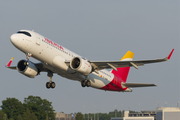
11,57,14,60
121,51,134,60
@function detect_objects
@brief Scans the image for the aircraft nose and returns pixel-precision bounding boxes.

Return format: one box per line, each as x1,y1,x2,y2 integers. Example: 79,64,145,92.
10,34,18,44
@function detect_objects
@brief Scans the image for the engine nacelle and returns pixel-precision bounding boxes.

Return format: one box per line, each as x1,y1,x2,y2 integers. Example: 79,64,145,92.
17,60,38,78
70,57,92,75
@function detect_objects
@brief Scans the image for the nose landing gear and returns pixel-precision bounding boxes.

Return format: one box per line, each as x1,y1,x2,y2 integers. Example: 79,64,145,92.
26,53,32,61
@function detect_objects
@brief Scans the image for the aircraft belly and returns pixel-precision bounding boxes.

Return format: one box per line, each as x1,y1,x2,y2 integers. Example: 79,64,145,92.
57,71,85,81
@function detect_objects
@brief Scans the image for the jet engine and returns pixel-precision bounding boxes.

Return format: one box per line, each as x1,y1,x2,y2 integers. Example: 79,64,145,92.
17,60,38,78
70,57,92,75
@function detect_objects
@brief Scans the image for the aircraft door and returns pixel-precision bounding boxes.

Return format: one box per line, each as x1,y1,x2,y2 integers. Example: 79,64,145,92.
35,33,41,46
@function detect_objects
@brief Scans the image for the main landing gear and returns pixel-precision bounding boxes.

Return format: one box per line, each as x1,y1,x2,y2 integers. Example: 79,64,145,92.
46,72,56,89
81,80,91,87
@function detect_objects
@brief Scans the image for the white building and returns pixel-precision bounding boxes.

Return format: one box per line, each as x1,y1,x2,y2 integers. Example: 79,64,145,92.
111,111,154,120
156,107,180,120
111,117,154,120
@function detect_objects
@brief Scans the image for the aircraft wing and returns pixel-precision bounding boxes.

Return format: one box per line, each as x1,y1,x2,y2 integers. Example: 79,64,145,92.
6,66,17,69
122,83,156,88
90,49,174,71
6,58,49,72
34,63,50,72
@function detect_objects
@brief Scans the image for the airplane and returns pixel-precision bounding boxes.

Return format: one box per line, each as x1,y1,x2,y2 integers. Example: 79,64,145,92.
6,30,174,92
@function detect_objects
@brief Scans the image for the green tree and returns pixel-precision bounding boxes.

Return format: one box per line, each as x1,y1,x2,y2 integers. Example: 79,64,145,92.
23,95,55,120
0,110,6,120
1,98,24,120
0,110,4,120
45,115,49,120
22,108,38,120
76,112,84,120
17,114,23,120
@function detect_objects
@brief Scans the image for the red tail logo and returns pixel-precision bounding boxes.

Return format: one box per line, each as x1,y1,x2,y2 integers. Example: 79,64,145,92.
111,51,134,83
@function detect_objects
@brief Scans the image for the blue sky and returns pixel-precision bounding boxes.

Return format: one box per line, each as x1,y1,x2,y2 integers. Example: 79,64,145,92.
0,0,179,113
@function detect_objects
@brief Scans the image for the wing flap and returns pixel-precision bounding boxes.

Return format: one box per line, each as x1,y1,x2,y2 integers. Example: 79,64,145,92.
122,83,156,88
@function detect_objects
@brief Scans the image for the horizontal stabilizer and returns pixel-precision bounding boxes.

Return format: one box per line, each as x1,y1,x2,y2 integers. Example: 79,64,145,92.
122,83,156,88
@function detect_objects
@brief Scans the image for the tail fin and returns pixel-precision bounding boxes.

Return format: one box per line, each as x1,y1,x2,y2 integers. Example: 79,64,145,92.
111,51,134,83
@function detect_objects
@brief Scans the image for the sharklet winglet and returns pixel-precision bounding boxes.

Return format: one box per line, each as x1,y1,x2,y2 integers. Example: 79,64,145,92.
6,57,14,67
167,49,174,60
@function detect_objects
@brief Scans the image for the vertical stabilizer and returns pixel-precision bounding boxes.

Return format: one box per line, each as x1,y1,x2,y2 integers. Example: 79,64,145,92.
111,51,134,82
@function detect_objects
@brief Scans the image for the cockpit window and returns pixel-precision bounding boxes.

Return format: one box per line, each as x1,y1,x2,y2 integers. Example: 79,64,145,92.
17,31,31,37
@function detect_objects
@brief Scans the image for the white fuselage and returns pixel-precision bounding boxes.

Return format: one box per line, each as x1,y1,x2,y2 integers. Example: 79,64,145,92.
10,30,114,89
